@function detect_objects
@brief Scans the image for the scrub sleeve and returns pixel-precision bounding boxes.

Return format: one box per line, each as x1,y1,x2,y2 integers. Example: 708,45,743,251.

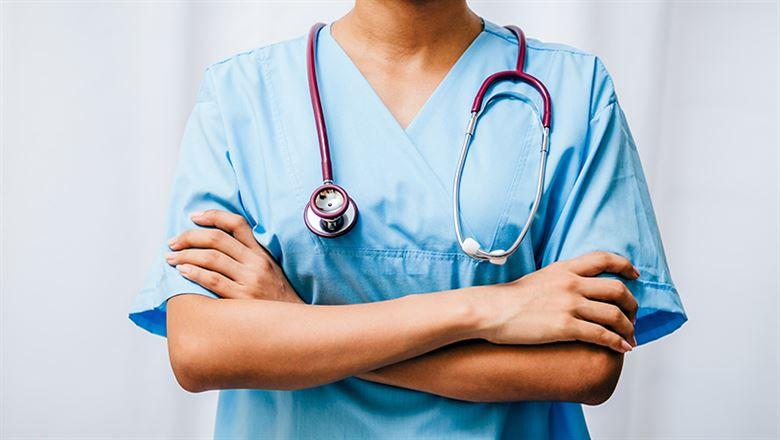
540,60,687,345
129,68,245,337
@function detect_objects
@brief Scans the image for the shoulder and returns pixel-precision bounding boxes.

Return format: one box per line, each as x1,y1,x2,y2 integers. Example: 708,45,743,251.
196,34,307,100
483,20,593,58
206,33,306,72
483,20,618,116
528,39,617,116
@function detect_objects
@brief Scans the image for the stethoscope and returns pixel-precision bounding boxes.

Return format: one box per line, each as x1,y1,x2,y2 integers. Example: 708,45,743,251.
303,22,552,265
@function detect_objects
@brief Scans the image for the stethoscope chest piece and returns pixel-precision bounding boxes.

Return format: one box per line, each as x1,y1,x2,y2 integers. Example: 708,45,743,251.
304,183,359,238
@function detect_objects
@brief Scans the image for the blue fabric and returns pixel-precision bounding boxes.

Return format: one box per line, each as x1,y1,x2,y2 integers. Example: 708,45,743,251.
129,19,687,439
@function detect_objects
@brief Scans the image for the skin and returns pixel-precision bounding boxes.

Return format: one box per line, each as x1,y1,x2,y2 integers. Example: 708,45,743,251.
164,0,641,404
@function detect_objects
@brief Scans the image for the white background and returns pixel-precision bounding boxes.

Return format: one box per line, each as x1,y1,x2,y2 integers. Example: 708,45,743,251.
1,1,778,438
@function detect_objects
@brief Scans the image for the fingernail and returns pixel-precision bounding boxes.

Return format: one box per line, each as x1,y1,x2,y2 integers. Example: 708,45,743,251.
176,264,190,275
633,266,641,278
631,336,638,347
189,211,204,219
165,252,176,261
620,340,633,353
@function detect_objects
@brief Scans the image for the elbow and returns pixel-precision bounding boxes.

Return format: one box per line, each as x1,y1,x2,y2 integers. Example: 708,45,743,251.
166,322,313,393
575,348,624,406
170,357,209,394
166,294,222,393
579,382,616,406
167,334,307,393
168,331,212,393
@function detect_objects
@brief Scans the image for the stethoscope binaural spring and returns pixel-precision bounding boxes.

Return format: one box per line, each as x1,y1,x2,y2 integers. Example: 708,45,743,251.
303,22,552,265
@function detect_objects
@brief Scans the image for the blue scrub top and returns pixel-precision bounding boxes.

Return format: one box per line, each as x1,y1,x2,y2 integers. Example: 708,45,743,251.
130,19,687,439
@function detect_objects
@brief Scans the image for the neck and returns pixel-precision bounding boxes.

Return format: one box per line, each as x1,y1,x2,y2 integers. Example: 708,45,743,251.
333,0,482,60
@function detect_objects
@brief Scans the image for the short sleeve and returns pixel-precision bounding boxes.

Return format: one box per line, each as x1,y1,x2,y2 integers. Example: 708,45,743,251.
540,66,687,345
129,68,245,337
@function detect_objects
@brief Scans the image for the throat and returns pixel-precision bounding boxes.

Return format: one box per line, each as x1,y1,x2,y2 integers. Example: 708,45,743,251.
358,58,459,129
331,3,483,129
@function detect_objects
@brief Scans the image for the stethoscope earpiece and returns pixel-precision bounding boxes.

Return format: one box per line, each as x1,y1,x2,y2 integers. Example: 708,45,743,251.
461,238,508,265
462,237,482,256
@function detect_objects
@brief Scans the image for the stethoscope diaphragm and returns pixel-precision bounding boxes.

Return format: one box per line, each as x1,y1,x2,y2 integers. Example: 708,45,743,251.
303,183,359,238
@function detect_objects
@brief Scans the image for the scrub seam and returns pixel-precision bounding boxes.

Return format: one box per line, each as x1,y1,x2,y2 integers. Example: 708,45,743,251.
632,278,678,292
525,44,595,57
204,66,258,230
300,246,475,261
205,36,307,70
258,42,324,254
483,20,593,58
483,24,517,45
590,97,618,124
208,47,261,69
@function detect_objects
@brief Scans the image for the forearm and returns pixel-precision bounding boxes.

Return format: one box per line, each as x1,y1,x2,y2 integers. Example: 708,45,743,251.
166,290,483,393
357,340,623,405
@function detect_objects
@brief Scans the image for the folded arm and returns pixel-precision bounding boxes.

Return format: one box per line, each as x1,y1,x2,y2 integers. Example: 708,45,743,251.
164,210,637,403
168,294,623,404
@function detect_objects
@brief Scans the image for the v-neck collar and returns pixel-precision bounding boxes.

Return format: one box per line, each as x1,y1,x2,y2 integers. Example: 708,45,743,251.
322,21,487,134
312,20,505,243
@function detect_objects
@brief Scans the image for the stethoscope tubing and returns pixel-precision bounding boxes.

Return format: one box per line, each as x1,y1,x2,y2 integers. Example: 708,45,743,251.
304,21,553,264
452,123,549,262
452,25,552,264
307,23,334,182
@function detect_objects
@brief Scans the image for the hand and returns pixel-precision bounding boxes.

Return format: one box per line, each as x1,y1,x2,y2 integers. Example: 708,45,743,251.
476,251,639,353
165,210,303,303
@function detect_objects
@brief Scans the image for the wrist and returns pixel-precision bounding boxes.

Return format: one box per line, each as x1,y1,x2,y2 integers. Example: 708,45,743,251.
402,288,489,344
448,285,498,341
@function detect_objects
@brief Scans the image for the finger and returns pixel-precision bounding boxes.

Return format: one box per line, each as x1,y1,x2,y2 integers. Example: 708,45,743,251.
574,299,636,346
569,319,633,353
578,277,639,324
175,264,244,299
564,251,639,279
166,249,243,282
190,210,260,251
169,228,249,262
